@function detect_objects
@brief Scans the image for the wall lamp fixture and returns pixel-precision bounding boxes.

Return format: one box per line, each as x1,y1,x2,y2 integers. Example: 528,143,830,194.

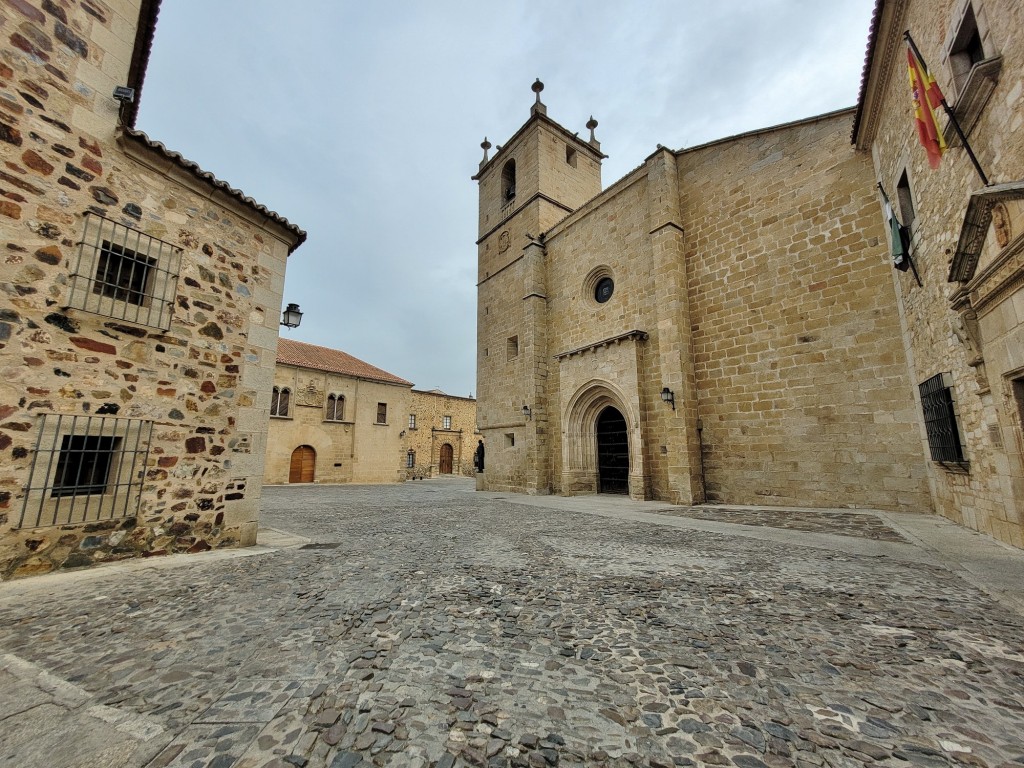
660,387,675,410
280,303,303,329
522,405,532,420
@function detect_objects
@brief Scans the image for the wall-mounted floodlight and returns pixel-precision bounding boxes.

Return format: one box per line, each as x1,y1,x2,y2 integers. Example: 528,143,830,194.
112,86,135,103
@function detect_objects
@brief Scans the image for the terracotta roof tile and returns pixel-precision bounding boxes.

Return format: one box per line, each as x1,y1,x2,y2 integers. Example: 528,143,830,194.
277,339,412,387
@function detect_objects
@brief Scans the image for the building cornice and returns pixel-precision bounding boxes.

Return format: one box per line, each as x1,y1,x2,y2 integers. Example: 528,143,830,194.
852,0,908,148
554,330,648,360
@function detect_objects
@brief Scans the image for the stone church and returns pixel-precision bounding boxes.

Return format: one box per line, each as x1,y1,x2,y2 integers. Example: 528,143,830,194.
475,0,1024,548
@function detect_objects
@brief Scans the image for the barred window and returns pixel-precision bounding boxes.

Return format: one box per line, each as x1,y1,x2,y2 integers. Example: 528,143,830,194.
19,414,152,528
376,403,387,424
409,414,416,429
271,387,291,417
442,415,452,430
406,449,415,468
919,373,966,463
326,393,345,421
66,213,182,330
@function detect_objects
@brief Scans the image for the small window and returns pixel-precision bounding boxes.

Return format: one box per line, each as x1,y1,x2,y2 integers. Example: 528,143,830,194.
566,146,577,167
52,434,120,497
376,403,387,424
919,373,966,463
949,3,987,94
271,387,291,417
507,336,519,361
409,414,416,429
66,213,182,329
505,432,515,447
406,450,415,468
18,414,153,528
501,159,516,201
896,171,916,230
443,415,452,430
326,393,344,421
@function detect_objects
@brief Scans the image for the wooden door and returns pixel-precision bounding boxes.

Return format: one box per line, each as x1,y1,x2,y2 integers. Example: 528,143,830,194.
289,445,316,483
439,443,453,474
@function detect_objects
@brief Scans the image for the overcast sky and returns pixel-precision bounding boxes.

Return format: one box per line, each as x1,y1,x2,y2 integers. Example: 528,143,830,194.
138,0,877,397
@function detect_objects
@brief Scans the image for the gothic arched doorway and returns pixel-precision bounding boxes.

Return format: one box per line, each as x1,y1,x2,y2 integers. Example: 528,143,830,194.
439,443,454,474
289,445,316,483
596,406,629,494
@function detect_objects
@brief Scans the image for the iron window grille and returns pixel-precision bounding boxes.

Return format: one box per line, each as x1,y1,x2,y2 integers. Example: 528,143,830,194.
406,450,415,468
919,373,966,463
409,414,416,429
325,393,345,421
376,403,387,424
442,415,452,430
271,387,291,417
19,414,153,528
66,213,182,330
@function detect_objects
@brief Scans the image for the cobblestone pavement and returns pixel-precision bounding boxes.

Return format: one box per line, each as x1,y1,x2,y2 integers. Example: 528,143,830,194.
1,478,1024,768
644,507,908,543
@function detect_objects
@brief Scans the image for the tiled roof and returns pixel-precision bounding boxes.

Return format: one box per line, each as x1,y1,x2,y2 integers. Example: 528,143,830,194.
124,2,306,253
120,127,307,252
277,339,412,387
851,0,885,143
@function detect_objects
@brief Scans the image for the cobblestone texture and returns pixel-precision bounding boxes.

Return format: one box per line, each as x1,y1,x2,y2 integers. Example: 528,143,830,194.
1,478,1023,767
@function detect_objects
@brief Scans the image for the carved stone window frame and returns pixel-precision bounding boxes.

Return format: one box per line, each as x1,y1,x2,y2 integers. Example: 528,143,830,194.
940,0,1002,142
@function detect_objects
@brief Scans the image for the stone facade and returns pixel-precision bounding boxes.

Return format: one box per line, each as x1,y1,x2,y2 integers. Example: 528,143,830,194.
0,0,304,578
854,0,1024,546
474,87,931,512
402,389,479,479
264,339,412,485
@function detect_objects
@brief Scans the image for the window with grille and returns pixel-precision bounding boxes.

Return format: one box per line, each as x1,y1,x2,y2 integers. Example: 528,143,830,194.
19,414,153,528
271,387,291,417
409,414,416,429
376,403,387,424
919,373,966,463
66,213,182,329
442,415,452,430
326,393,345,421
406,450,415,468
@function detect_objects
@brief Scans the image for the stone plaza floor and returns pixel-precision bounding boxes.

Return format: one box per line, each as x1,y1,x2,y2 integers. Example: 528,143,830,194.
1,477,1023,768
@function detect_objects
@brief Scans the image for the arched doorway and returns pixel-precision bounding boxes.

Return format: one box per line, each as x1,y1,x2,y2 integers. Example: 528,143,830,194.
596,406,629,494
289,445,316,483
439,443,454,474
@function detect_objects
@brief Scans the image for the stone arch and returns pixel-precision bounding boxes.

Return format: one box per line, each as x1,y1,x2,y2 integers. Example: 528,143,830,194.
562,379,645,496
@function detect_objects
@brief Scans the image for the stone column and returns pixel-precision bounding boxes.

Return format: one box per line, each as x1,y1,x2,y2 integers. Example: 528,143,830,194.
522,238,551,494
646,149,704,503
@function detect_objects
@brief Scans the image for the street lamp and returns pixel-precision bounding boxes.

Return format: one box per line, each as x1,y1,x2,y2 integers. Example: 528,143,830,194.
660,387,675,410
280,303,303,329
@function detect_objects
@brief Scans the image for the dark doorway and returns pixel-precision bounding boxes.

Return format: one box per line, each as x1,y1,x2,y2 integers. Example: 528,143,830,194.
596,406,629,494
289,445,316,483
439,443,454,474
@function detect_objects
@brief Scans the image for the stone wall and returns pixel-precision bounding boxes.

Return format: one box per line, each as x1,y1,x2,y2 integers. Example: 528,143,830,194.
264,366,410,485
859,0,1024,545
403,389,478,479
0,0,300,578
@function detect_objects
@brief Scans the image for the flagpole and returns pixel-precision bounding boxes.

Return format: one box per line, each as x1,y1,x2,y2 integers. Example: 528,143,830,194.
904,31,990,186
878,182,923,287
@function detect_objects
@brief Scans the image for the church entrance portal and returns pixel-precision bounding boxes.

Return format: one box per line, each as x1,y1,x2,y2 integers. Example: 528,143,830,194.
596,406,629,494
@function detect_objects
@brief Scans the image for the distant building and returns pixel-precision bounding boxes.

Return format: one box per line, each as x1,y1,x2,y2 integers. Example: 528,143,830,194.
265,339,412,485
473,0,1024,550
0,1,305,579
403,389,479,479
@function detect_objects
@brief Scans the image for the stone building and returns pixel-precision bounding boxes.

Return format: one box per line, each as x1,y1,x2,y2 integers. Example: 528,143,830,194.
854,0,1024,546
0,0,305,578
265,339,413,485
403,389,478,479
474,2,1024,550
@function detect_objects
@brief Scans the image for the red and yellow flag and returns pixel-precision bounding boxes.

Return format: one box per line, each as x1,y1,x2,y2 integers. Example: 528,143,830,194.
907,45,946,169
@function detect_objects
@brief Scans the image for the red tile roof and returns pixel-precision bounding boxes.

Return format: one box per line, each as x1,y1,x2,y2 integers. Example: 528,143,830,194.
277,339,412,387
